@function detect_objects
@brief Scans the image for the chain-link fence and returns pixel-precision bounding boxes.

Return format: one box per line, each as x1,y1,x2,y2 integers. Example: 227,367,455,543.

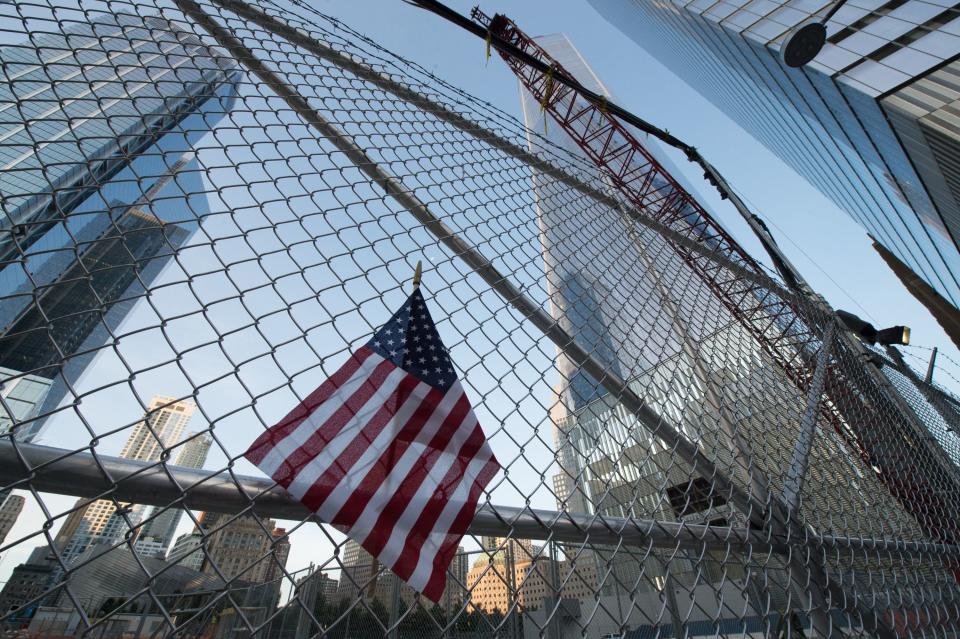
1,0,960,637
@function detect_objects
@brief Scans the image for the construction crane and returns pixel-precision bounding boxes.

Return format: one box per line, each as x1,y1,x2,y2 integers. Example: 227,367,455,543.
457,6,960,548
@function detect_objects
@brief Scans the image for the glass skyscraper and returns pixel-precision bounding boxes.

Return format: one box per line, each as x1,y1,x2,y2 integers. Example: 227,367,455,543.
518,34,716,512
519,33,939,625
0,12,237,440
587,0,960,316
518,34,746,602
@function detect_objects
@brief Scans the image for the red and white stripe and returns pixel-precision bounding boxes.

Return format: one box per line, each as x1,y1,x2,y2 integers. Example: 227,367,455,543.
245,346,499,601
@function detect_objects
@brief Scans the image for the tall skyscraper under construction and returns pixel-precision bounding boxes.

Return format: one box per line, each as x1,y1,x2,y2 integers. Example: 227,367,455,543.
516,31,937,625
518,33,721,521
0,12,237,442
587,0,960,332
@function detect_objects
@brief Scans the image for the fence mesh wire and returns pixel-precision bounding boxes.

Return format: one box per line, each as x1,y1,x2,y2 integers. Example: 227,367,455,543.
1,0,960,637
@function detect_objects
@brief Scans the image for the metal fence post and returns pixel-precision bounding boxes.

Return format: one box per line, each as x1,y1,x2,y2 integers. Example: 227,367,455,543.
548,541,560,639
925,347,938,385
295,564,318,639
887,345,960,435
388,572,401,639
783,321,836,514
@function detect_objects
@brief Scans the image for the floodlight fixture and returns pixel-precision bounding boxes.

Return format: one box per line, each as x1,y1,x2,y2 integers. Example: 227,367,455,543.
835,310,910,346
781,0,851,68
877,325,911,347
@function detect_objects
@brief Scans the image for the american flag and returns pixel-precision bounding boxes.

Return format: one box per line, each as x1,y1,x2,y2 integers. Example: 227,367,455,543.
244,289,500,601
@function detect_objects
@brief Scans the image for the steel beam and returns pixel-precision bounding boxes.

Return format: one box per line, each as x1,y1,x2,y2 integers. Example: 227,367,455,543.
926,347,938,385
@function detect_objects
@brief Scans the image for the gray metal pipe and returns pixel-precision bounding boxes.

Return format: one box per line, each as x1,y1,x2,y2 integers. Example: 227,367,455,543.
783,321,836,512
0,441,772,553
2,441,956,560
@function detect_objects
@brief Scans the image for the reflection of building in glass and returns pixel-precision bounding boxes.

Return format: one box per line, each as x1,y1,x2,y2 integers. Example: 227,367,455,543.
0,13,237,438
0,367,53,443
555,273,622,409
588,0,960,317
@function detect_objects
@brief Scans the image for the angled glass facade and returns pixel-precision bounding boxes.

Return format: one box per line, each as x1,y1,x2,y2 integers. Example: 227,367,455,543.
0,13,238,439
588,0,960,312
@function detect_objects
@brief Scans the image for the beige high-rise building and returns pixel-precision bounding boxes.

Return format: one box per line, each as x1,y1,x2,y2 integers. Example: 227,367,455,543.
0,493,25,546
467,554,524,615
467,550,597,614
199,512,290,584
52,396,197,565
135,431,212,558
119,396,196,461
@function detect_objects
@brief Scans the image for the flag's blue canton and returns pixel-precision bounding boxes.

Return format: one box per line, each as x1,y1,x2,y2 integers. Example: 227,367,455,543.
366,289,457,392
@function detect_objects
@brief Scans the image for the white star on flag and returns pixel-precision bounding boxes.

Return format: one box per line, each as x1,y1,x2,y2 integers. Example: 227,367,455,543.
244,288,500,601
